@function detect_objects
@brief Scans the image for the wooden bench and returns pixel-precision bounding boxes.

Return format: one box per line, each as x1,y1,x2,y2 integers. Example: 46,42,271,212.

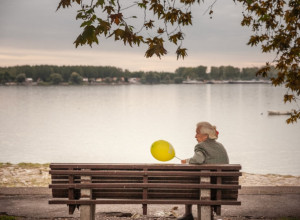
49,163,242,220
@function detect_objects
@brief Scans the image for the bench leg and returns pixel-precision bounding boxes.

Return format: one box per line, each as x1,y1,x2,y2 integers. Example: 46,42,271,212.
197,205,212,220
80,174,95,220
142,204,147,215
198,171,212,220
80,204,95,220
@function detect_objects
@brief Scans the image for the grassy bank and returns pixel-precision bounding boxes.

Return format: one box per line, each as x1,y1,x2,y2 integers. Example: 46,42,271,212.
0,162,50,169
0,163,50,187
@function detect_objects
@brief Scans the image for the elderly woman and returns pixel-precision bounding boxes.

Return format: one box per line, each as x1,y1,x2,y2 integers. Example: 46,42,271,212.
178,122,229,220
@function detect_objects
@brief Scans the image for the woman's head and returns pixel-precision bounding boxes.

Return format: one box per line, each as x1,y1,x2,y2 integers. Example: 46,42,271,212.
195,122,218,142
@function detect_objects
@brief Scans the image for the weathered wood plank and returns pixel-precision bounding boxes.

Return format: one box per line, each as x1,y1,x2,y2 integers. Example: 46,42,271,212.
49,199,241,205
49,163,242,171
50,170,242,177
49,183,241,190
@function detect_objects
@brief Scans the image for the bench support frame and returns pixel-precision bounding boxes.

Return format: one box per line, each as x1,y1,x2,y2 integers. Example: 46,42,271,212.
198,170,212,220
80,171,95,220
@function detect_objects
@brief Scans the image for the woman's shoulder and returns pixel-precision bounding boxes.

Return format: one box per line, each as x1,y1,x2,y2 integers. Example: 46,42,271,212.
200,139,223,148
206,139,223,145
195,142,207,150
195,142,204,147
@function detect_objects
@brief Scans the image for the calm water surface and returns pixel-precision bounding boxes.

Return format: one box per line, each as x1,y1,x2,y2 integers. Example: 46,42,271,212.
0,84,299,175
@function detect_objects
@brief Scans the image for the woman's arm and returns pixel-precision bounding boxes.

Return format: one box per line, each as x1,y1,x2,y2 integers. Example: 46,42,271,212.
187,151,205,164
181,144,206,164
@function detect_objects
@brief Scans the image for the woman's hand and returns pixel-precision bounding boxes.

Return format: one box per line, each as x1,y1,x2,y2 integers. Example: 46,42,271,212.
181,159,187,164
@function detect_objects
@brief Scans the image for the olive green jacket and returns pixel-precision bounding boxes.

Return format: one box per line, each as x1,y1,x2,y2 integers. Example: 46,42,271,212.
187,139,229,164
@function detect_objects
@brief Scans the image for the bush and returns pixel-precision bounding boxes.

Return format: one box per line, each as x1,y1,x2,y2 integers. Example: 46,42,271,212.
69,72,83,84
15,73,26,83
174,77,183,84
50,73,63,85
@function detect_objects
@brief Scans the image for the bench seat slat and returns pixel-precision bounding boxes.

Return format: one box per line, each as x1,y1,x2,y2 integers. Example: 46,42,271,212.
51,179,240,184
49,183,241,190
50,163,242,171
49,199,241,206
49,170,242,177
52,189,238,199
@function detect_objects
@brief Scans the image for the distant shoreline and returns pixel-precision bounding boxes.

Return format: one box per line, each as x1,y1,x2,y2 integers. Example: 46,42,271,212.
1,80,272,86
1,163,299,187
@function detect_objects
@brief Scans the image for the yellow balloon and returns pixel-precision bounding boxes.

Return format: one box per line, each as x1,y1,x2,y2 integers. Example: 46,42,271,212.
150,140,175,162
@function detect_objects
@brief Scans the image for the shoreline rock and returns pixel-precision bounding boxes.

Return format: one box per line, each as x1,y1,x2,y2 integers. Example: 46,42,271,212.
1,163,300,187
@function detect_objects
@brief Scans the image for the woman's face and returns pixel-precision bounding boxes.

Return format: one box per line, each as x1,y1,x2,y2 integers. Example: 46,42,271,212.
195,127,208,143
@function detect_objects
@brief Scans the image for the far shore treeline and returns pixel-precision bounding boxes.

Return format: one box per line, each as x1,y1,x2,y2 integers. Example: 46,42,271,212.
0,65,278,85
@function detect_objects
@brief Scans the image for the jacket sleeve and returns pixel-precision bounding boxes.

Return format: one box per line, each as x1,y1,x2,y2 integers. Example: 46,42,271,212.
186,144,206,164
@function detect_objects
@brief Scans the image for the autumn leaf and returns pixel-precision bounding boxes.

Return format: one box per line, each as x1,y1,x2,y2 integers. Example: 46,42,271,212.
176,47,187,59
284,94,295,103
145,37,167,58
95,19,111,36
110,13,123,25
157,28,164,34
256,64,270,77
169,32,184,45
144,20,155,29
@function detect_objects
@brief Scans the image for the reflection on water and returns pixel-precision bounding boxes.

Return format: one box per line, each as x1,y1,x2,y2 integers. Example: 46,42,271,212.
0,84,299,175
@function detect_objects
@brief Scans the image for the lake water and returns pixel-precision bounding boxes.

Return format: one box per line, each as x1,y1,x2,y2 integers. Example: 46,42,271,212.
0,84,300,175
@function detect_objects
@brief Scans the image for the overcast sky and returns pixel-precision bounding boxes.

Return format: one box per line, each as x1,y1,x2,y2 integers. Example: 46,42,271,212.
0,0,276,72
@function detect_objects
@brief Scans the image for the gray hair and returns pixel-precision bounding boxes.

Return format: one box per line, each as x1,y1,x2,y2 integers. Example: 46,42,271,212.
197,122,218,140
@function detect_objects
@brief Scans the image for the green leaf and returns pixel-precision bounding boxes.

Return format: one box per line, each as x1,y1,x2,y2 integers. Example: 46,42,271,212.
80,20,92,28
56,0,72,11
103,6,114,14
96,0,105,7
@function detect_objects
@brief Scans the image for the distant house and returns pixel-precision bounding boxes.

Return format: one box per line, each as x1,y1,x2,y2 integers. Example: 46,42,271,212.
83,78,89,82
96,78,102,82
5,82,17,86
25,78,33,83
128,78,140,84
